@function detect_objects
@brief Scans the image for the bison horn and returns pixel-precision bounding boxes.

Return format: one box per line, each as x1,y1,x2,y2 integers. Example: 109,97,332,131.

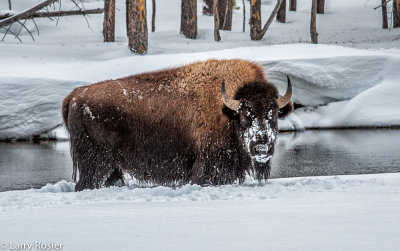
221,80,240,111
276,75,293,109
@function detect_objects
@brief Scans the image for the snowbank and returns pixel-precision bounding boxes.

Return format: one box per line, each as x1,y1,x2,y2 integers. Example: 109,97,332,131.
1,173,399,250
1,44,400,139
0,77,83,139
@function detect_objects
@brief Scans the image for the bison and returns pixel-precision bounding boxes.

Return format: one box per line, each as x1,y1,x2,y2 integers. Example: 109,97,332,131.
62,59,293,191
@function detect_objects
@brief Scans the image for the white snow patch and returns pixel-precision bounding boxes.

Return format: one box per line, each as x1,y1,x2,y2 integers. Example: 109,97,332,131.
39,180,75,193
83,105,95,120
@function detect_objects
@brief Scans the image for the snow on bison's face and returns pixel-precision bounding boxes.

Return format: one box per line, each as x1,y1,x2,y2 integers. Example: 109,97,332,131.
221,76,293,180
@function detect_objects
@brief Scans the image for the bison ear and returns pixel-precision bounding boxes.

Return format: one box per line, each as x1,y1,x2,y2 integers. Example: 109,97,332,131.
278,101,294,119
222,105,239,120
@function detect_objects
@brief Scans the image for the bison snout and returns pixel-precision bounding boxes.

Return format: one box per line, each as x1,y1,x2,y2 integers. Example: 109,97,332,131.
251,144,269,155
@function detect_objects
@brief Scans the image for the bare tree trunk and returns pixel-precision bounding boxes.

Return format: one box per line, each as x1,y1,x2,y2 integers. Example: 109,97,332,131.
311,0,318,43
126,0,148,54
180,0,197,39
382,0,388,29
103,0,115,42
151,0,155,32
394,0,400,28
250,0,262,40
219,0,232,30
317,0,325,14
214,0,221,41
203,0,214,15
289,0,296,11
276,0,286,23
242,0,245,32
8,0,12,10
250,0,284,40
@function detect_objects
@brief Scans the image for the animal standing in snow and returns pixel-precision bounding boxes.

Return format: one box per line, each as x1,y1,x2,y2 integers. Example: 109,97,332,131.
62,59,293,191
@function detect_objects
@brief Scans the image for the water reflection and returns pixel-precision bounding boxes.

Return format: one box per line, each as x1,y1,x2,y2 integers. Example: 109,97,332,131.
270,129,400,178
0,142,72,192
0,130,399,192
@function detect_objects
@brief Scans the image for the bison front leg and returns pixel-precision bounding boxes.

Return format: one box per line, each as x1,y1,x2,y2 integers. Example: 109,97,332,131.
191,147,247,185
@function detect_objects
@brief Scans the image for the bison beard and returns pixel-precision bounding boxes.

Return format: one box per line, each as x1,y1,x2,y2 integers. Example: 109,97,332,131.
62,59,293,191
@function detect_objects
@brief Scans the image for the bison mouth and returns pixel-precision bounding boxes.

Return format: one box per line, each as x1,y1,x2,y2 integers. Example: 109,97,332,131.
248,151,272,181
246,143,273,180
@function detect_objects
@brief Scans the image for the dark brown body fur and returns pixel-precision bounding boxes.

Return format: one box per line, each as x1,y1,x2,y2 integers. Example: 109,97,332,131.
62,59,284,191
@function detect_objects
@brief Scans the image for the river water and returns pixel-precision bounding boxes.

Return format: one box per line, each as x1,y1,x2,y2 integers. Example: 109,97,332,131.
0,129,399,192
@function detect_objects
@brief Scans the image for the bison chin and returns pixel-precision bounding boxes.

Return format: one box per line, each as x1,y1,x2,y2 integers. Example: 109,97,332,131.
249,160,271,181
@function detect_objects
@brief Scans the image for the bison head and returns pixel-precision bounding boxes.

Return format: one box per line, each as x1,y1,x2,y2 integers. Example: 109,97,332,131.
222,76,293,180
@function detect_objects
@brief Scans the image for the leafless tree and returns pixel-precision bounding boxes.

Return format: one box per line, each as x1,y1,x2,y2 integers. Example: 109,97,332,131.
289,0,296,11
126,0,148,54
276,0,286,23
242,0,245,32
151,0,156,32
382,0,388,29
250,0,284,40
317,0,325,14
1,0,104,43
218,0,232,30
311,0,318,43
103,0,115,42
180,0,197,39
394,0,400,27
214,0,221,41
203,0,213,15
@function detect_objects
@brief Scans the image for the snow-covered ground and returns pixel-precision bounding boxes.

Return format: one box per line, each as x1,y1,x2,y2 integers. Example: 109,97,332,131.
1,173,399,250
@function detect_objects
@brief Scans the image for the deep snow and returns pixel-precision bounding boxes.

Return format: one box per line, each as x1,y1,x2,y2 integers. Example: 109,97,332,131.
1,44,400,139
1,173,400,250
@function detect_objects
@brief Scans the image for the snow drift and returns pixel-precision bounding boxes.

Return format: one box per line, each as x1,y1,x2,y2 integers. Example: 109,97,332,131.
1,45,399,139
1,173,399,251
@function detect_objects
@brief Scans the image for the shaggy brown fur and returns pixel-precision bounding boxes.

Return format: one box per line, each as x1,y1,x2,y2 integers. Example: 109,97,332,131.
62,59,292,191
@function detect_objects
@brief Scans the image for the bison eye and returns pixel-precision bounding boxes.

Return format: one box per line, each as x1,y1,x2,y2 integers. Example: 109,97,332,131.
239,113,251,128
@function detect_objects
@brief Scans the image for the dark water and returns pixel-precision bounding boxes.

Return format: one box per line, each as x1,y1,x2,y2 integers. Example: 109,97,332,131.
0,142,73,192
0,130,399,192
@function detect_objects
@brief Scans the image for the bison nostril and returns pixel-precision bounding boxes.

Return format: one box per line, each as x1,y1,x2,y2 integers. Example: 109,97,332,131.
252,144,268,155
